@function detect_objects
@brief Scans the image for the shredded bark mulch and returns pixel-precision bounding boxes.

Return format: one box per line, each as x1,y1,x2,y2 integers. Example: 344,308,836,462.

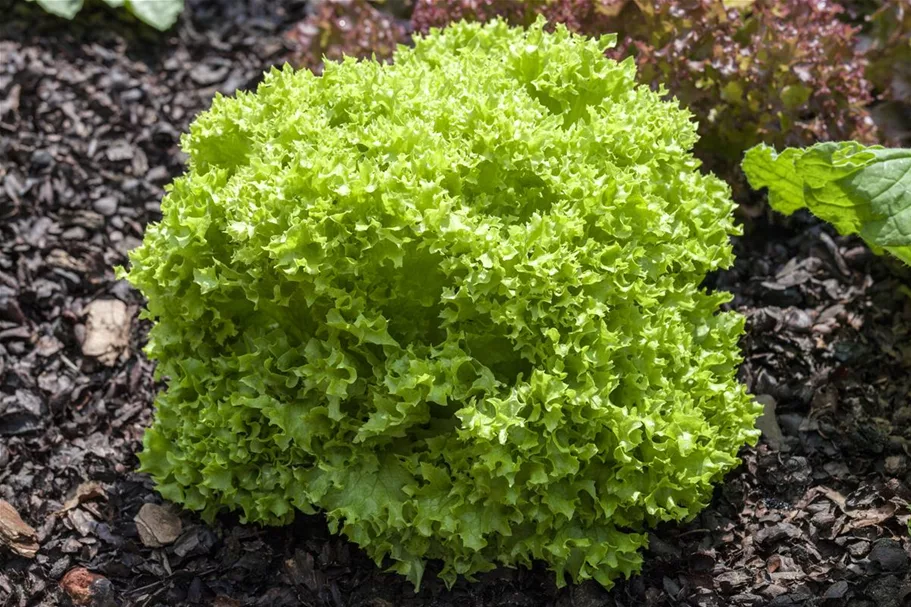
1,1,910,605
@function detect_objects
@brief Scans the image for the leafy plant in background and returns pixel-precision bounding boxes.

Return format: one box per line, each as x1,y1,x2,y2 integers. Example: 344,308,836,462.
126,19,761,589
858,0,911,147
407,0,877,188
410,0,614,34
284,0,410,73
28,0,183,31
743,141,911,265
863,0,911,102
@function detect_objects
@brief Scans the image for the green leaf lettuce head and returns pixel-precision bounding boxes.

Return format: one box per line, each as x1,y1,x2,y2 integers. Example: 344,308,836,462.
126,17,761,590
742,142,911,265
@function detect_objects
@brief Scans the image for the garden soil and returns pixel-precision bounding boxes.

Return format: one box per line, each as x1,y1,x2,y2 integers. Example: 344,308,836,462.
1,1,910,605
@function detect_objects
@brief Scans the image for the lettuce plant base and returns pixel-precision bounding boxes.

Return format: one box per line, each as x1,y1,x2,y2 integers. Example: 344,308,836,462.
1,1,911,605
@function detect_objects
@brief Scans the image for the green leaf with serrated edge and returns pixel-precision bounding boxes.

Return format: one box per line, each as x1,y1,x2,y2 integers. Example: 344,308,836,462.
743,142,911,265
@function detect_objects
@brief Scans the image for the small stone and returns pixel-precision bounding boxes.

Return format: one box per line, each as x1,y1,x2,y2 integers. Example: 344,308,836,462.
80,299,132,366
134,503,182,548
92,196,118,217
60,567,116,607
60,567,100,604
868,539,909,573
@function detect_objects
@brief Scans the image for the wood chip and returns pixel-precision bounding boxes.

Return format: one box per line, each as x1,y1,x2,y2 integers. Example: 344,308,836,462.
57,481,107,515
844,503,898,531
0,499,39,558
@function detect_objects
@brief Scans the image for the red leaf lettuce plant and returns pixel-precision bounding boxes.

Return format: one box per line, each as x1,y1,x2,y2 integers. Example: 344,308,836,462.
410,0,877,185
284,0,411,73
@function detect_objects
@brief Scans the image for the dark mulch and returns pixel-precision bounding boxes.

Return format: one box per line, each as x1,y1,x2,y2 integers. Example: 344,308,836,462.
1,1,910,606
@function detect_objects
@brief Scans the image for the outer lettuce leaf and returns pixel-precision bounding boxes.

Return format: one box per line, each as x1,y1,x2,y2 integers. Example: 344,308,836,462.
127,18,760,591
29,0,183,30
742,142,911,265
114,0,183,31
33,0,83,19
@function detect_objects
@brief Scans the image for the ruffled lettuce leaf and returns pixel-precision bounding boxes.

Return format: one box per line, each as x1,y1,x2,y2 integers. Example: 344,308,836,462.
128,17,760,591
742,142,911,265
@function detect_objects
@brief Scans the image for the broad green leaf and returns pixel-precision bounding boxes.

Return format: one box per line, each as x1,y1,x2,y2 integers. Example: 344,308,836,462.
742,142,911,265
31,0,83,19
125,0,183,31
31,0,183,30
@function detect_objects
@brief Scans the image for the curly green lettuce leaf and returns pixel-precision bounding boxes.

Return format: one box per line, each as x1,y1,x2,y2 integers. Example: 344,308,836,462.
743,142,911,265
128,17,760,591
